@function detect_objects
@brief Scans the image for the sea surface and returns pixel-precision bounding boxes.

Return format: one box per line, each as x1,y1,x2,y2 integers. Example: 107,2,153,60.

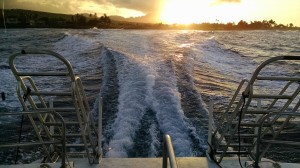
0,29,300,160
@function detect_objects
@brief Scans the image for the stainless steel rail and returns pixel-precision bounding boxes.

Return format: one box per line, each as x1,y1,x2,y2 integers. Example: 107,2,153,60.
8,50,101,164
210,56,300,163
162,134,178,168
254,112,300,168
0,111,66,168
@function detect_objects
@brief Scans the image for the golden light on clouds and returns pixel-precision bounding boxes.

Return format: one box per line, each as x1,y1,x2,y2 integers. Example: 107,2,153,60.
160,0,256,24
78,1,144,18
160,0,211,24
4,0,300,26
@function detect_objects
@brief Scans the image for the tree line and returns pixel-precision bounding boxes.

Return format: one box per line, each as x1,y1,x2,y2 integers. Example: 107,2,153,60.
0,9,111,28
0,9,298,30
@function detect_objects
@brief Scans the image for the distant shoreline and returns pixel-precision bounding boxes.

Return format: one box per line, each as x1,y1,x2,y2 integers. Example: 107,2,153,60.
1,9,299,30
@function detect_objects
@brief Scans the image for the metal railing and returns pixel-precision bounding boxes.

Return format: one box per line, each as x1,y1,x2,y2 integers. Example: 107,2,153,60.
254,112,300,168
162,134,178,168
0,111,66,167
8,50,101,164
210,56,300,163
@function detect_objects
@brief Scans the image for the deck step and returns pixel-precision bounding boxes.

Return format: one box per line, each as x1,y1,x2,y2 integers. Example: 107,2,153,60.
219,143,253,147
52,133,88,138
31,91,72,96
251,94,292,99
45,121,80,126
216,151,249,154
261,140,300,146
39,107,76,112
224,134,258,138
57,143,93,147
256,76,300,81
231,122,272,127
244,110,278,114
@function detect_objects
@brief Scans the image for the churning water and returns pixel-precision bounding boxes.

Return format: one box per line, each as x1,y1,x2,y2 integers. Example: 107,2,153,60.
0,29,299,158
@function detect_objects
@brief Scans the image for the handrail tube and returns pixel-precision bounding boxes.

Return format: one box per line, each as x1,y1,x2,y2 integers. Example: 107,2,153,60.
0,111,66,168
8,50,99,165
98,97,103,159
254,113,300,168
9,50,76,81
163,134,178,168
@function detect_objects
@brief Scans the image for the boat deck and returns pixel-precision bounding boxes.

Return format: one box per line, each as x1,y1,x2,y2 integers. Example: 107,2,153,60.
1,157,299,168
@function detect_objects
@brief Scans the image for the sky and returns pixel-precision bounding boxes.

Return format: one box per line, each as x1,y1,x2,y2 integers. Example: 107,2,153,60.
2,0,300,26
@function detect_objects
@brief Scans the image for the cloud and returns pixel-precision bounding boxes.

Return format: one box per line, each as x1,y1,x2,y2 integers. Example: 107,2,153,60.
210,0,241,6
4,0,152,17
214,0,241,4
3,0,155,16
3,0,85,14
100,0,161,13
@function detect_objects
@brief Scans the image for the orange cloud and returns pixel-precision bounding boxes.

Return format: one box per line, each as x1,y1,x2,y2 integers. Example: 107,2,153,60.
217,0,241,2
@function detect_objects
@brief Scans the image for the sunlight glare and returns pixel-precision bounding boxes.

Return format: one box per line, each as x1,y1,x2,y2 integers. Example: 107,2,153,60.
160,0,211,24
160,0,254,25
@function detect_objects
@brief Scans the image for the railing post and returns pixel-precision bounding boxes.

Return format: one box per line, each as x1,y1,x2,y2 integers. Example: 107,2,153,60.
253,99,261,155
98,97,103,159
163,139,168,168
163,134,178,168
207,100,213,154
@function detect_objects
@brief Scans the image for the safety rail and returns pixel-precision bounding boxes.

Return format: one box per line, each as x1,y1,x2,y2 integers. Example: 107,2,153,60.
0,111,66,168
162,134,178,168
8,50,101,164
210,56,300,163
254,112,300,168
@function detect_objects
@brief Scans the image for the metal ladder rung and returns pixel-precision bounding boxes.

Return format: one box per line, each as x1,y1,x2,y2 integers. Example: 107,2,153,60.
18,72,69,76
67,152,91,156
216,151,249,154
245,110,279,114
251,94,292,99
0,140,61,148
219,143,253,147
45,121,80,126
31,91,72,96
61,143,92,147
232,122,272,127
261,140,300,146
256,76,300,81
224,134,258,138
52,133,88,138
39,107,76,112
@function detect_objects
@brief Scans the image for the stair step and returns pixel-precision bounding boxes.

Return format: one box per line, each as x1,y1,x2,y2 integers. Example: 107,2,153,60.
31,91,72,96
216,151,249,154
65,143,92,147
52,133,88,138
244,110,279,114
251,94,292,99
45,121,80,126
256,76,300,81
57,143,93,147
261,140,300,146
232,122,272,127
39,107,76,112
219,143,253,147
224,134,258,138
18,71,69,76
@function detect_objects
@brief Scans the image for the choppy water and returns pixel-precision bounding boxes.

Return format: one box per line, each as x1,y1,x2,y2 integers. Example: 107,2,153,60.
0,29,300,158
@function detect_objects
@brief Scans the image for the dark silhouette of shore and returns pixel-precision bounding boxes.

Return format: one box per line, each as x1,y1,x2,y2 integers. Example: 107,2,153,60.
1,9,299,30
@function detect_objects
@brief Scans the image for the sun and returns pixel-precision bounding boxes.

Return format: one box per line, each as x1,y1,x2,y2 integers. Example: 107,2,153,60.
160,0,212,24
159,0,255,25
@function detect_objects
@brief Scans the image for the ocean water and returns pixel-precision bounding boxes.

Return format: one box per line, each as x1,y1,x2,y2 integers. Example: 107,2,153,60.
0,29,300,159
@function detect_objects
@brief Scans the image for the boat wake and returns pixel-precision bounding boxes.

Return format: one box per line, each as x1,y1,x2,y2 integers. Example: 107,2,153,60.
98,46,209,157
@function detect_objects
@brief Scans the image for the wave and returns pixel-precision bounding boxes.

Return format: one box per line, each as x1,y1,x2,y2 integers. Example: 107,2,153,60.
98,45,209,157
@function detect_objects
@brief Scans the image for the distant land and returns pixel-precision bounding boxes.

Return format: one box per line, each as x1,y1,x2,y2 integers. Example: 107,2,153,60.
0,9,299,30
